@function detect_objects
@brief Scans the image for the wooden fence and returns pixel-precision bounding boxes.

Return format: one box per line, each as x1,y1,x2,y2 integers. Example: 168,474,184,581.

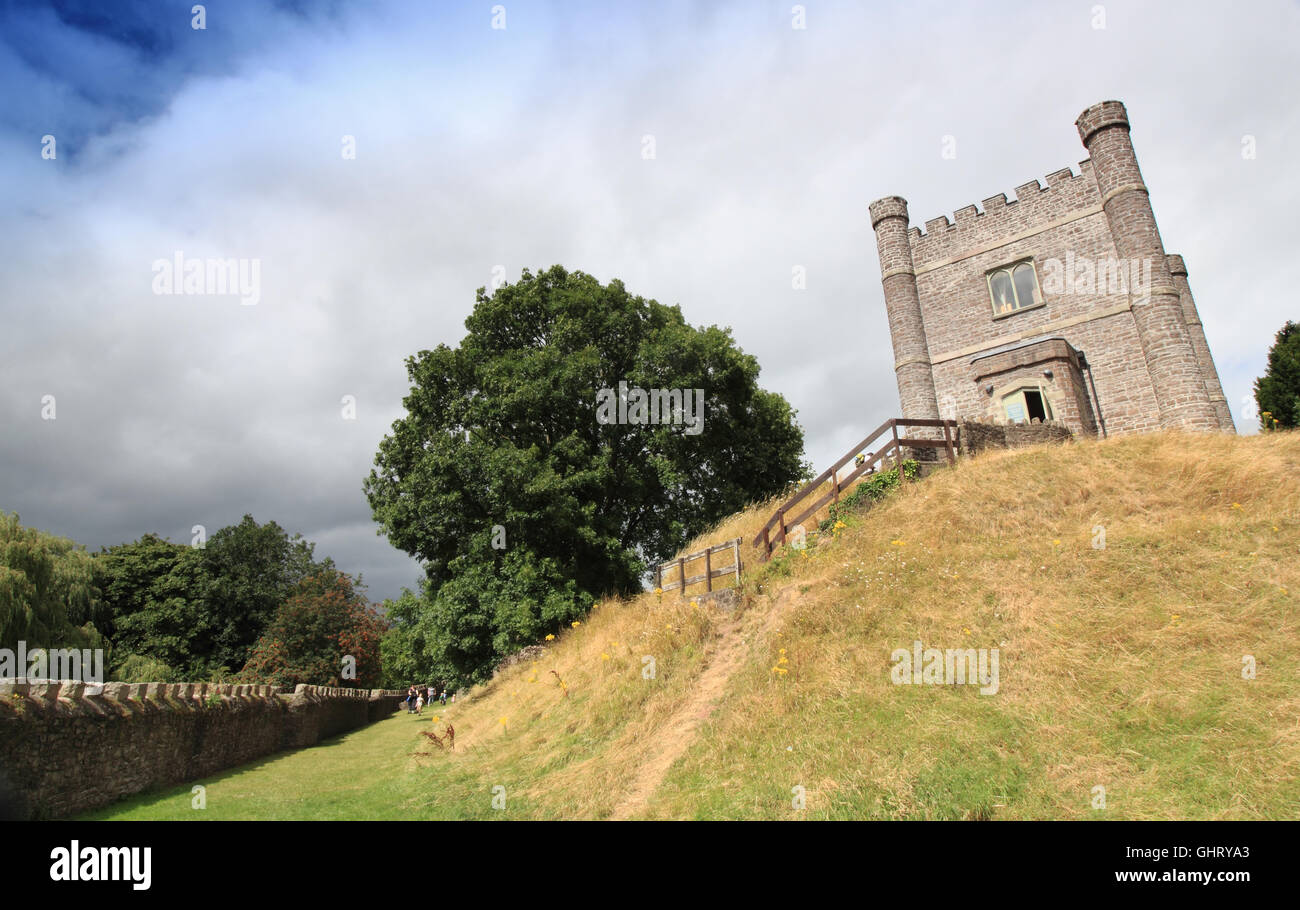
752,418,960,562
654,537,743,596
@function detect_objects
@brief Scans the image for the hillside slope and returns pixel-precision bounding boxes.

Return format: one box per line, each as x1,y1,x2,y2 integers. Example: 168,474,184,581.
93,430,1300,820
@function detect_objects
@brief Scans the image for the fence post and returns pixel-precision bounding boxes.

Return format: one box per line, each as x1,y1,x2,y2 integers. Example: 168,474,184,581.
705,548,713,592
760,527,769,563
942,420,954,465
678,558,686,598
733,539,742,585
891,421,905,481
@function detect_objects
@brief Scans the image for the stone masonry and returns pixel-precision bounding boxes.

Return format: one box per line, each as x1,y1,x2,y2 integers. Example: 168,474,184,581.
0,680,406,819
870,100,1234,437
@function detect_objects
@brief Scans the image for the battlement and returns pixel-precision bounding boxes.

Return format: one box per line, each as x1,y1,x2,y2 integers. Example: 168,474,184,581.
906,160,1100,269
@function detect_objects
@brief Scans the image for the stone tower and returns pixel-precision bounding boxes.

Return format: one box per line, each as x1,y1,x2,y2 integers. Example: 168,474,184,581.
1074,101,1220,432
869,100,1235,438
869,195,939,422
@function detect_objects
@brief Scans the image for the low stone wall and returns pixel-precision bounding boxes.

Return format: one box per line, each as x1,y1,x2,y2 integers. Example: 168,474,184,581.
958,418,1073,456
0,679,406,820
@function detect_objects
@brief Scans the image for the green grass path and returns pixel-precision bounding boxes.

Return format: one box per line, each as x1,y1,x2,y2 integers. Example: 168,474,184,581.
81,708,486,820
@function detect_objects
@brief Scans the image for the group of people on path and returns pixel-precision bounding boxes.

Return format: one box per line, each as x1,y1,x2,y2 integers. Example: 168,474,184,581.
405,684,453,714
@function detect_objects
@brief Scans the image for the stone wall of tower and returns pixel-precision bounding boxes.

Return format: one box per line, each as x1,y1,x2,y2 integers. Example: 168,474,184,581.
895,156,1163,437
1166,254,1235,431
1076,101,1219,431
869,196,939,421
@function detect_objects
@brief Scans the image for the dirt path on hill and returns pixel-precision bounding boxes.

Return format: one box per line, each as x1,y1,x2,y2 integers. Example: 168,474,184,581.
609,589,797,820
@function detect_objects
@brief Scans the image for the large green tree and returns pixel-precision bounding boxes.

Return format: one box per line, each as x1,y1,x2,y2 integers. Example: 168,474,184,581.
365,266,805,686
1254,320,1300,430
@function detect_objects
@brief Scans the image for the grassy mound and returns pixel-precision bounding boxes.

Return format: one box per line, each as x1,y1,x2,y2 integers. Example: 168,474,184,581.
91,430,1300,820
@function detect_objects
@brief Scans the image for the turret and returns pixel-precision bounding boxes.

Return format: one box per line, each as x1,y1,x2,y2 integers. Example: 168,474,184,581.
869,196,939,420
1076,101,1218,431
1166,254,1235,431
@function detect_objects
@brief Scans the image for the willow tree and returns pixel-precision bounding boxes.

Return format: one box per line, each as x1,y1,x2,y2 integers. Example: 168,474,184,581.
0,512,105,652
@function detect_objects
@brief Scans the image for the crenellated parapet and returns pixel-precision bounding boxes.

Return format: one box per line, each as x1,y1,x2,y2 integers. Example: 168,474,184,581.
905,161,1101,270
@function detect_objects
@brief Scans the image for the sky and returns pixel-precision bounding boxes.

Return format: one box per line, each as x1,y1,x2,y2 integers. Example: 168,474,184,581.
2,0,1297,603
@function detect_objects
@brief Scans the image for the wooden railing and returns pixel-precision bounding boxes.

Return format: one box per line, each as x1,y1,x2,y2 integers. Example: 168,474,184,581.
654,537,743,596
752,418,960,562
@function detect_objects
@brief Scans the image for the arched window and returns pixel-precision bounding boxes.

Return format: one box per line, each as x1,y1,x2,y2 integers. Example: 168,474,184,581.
987,260,1042,316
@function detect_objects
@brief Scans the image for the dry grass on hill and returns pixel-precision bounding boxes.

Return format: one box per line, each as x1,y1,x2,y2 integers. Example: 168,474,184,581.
91,429,1300,820
430,429,1299,819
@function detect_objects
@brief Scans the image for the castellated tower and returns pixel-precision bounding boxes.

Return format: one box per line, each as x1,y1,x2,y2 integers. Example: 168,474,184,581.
869,195,940,422
869,99,1235,438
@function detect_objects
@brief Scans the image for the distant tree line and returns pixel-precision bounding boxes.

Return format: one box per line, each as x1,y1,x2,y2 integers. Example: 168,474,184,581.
0,512,386,687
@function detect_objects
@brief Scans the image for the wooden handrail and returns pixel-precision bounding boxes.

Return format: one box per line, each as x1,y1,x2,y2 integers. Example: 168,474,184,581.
752,418,960,562
654,537,743,595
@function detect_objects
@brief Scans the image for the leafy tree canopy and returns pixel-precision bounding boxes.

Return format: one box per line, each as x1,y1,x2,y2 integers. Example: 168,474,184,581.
94,516,337,680
93,534,209,677
239,569,387,689
0,512,106,652
197,515,329,674
365,266,805,686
